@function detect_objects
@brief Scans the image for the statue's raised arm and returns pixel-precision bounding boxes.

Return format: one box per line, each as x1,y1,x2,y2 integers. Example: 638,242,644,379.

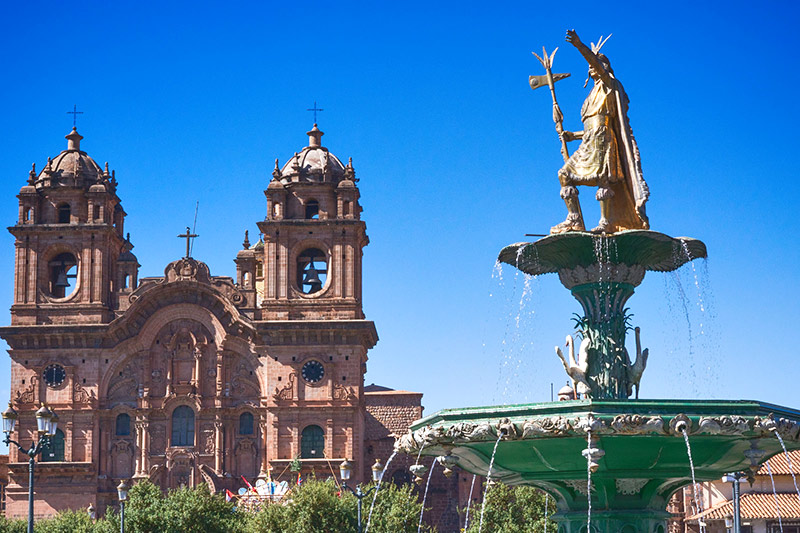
565,30,613,87
550,30,650,234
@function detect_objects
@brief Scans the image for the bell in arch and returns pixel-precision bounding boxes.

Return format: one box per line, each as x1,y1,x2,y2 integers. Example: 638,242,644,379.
303,261,323,293
54,262,70,288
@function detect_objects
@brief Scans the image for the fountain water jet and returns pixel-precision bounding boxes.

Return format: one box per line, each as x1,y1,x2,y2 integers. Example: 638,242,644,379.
417,460,436,533
766,460,784,532
478,431,504,533
464,474,477,531
773,430,800,507
680,424,706,533
364,450,397,533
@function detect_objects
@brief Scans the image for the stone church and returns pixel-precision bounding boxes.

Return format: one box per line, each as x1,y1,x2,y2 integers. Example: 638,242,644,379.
0,125,456,521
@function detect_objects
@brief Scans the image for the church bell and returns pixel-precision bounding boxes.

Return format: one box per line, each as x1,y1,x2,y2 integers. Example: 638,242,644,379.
303,262,322,292
54,262,70,288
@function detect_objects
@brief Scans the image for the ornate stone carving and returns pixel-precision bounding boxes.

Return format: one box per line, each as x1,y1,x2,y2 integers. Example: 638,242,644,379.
610,414,664,434
73,380,96,405
522,416,572,438
616,478,649,495
564,479,590,495
754,414,800,440
201,424,215,454
332,382,357,401
558,263,645,290
14,375,37,405
575,415,607,434
272,373,295,402
697,416,750,436
668,414,692,435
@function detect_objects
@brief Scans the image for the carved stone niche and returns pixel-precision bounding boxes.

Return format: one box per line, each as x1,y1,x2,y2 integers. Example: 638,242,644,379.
166,450,196,489
112,440,134,479
201,423,215,455
150,423,167,455
235,438,258,480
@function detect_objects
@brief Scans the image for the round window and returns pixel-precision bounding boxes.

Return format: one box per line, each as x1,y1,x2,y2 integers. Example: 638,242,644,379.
43,364,66,388
301,360,325,384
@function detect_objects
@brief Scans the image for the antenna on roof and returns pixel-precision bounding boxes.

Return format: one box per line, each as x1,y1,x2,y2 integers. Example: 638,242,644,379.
190,201,199,257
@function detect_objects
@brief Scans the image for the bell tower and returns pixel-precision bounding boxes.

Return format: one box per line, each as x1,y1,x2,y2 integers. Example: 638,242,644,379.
10,128,137,325
255,124,367,320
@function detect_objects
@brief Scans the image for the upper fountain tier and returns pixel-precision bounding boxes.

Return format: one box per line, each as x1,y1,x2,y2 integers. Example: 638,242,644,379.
498,230,707,278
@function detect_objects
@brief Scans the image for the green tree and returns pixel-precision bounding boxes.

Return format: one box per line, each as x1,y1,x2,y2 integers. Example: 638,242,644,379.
32,510,117,533
124,480,243,533
246,478,435,533
465,483,556,533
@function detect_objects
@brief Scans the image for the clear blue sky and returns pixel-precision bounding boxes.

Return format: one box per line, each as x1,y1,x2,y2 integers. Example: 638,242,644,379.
1,1,799,438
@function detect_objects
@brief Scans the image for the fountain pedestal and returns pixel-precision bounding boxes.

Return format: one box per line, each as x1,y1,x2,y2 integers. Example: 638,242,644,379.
499,230,706,400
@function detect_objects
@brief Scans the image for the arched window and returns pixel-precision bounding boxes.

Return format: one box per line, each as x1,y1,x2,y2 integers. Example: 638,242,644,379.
300,425,324,458
305,200,319,219
115,413,131,436
48,252,78,298
171,406,195,447
239,412,254,435
41,429,65,462
297,248,327,294
57,203,71,224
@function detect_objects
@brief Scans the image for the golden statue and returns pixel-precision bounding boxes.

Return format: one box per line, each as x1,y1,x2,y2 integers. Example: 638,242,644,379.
533,30,650,234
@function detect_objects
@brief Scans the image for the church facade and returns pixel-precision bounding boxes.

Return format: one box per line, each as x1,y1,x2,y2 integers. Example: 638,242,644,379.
0,125,430,519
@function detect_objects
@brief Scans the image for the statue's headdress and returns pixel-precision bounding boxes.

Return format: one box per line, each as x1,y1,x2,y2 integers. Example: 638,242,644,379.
584,34,613,87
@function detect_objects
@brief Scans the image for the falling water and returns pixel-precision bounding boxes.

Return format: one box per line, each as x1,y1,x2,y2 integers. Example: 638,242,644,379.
365,450,397,533
464,474,477,531
766,460,784,533
681,428,706,533
586,431,592,533
774,431,800,506
492,247,539,404
543,493,549,533
417,460,436,533
478,432,504,533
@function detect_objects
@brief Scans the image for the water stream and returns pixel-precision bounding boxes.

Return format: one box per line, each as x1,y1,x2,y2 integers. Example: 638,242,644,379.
586,431,592,533
543,493,549,533
774,431,800,506
478,432,504,533
364,450,397,533
681,428,706,533
765,460,784,532
417,460,436,533
464,474,477,531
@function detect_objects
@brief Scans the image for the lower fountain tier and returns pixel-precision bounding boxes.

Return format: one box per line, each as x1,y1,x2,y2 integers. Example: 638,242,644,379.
395,399,800,532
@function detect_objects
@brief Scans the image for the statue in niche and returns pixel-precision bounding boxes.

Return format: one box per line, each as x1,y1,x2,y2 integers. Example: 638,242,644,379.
538,30,649,234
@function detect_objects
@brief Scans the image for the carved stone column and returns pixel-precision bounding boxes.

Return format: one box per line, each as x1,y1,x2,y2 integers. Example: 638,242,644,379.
141,420,150,475
214,419,223,473
215,351,224,397
134,421,144,476
193,347,202,392
166,354,174,396
258,419,269,479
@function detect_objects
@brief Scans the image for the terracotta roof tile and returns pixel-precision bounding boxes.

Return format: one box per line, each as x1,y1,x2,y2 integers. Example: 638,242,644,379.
688,493,800,521
759,450,800,476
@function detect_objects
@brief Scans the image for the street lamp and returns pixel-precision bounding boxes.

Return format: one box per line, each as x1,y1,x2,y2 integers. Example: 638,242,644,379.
723,472,745,533
339,458,384,533
2,402,57,533
117,479,130,533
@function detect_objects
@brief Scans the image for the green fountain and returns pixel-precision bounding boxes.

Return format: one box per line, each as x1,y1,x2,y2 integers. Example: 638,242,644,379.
395,30,800,533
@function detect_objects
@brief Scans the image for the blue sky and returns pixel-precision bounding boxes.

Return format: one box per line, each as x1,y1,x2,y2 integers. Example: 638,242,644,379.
1,1,799,438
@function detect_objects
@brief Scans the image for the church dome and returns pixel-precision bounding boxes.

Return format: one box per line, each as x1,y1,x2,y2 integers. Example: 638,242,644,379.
36,128,109,189
273,125,354,185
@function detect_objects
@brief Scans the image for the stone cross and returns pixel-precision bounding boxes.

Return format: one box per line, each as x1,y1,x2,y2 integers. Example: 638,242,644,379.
177,227,198,258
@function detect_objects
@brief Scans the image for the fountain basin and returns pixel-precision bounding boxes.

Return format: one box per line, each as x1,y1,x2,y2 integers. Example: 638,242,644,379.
396,399,800,532
498,230,707,276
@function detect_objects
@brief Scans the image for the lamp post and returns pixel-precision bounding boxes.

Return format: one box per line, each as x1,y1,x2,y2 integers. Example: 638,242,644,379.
339,459,384,533
117,479,130,533
722,472,745,533
2,402,57,533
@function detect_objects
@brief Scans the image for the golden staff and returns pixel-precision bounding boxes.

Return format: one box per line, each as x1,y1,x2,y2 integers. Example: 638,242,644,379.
530,47,571,163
